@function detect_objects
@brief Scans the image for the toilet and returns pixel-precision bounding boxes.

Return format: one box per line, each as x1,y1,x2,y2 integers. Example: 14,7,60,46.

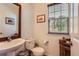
31,47,45,56
25,38,45,56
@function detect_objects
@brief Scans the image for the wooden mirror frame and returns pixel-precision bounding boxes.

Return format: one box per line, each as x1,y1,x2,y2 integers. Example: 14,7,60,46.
13,3,21,38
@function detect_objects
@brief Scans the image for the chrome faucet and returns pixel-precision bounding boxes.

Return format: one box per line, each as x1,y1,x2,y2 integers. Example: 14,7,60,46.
7,36,12,41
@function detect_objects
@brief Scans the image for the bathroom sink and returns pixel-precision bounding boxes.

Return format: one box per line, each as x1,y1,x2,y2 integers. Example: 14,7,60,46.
0,38,25,54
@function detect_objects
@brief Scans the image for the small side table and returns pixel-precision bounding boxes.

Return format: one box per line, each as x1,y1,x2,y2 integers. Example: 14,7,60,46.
59,38,72,56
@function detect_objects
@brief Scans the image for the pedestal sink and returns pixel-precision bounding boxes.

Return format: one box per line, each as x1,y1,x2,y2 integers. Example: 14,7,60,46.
0,38,25,55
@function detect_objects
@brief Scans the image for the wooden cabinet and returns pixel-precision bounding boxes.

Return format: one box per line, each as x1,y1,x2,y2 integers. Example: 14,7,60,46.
59,38,72,56
60,44,70,56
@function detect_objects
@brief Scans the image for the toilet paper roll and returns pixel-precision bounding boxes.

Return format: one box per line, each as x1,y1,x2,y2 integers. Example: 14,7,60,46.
43,40,47,43
43,40,49,45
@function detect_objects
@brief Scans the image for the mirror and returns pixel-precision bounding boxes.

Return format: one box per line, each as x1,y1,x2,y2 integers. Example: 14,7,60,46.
0,3,21,38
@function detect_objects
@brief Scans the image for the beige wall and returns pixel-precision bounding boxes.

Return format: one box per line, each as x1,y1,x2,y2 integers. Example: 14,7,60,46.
71,37,79,56
32,3,70,56
21,4,34,39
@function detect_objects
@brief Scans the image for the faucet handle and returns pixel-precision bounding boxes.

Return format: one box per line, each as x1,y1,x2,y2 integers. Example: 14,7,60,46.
7,36,12,41
0,32,3,34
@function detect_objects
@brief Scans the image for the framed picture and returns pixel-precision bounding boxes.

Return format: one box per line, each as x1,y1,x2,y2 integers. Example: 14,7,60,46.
37,14,45,23
5,17,15,25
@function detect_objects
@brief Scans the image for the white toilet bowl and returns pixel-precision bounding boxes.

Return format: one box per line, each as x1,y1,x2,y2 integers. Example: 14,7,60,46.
31,47,45,56
25,38,45,56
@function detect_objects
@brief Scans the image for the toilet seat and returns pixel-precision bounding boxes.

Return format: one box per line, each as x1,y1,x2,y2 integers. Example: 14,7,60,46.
31,47,45,56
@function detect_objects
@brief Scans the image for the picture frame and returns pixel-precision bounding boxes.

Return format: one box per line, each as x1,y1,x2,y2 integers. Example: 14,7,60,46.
5,17,15,25
37,14,45,23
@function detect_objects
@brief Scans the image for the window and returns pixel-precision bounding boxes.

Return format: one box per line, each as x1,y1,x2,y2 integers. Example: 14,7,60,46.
71,3,79,35
48,3,69,34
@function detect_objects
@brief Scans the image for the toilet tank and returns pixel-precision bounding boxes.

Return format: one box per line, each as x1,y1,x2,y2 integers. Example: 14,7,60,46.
25,39,35,50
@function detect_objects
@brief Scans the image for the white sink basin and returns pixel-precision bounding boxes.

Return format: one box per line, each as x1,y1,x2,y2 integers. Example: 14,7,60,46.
0,38,25,54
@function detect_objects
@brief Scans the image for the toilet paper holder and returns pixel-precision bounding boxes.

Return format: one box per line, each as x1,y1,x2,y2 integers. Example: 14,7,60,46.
44,40,49,46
